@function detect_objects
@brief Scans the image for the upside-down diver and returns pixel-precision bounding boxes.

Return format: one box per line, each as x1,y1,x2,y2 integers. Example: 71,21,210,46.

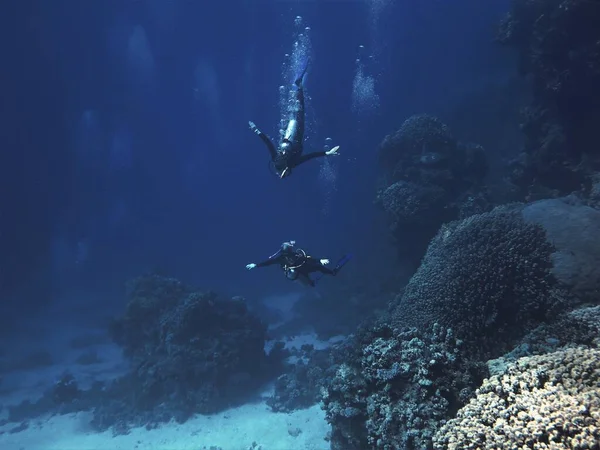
248,59,340,179
245,241,352,287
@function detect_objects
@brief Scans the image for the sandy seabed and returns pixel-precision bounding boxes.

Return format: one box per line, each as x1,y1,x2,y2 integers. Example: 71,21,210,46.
0,401,329,450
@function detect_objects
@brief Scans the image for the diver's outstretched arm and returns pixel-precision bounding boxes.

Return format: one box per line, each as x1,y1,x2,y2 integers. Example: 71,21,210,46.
293,145,340,168
247,249,283,270
294,151,326,167
249,121,277,160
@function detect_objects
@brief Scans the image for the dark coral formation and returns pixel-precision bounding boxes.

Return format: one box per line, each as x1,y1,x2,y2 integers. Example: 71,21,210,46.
433,347,600,449
319,196,600,449
90,274,276,432
267,344,337,413
487,305,600,372
322,322,486,450
498,0,600,199
376,114,490,270
4,274,280,434
392,204,564,357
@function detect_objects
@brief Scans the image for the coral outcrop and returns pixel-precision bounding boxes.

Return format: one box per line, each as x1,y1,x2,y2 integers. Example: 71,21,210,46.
393,203,563,357
4,274,281,435
267,344,337,413
376,114,490,271
322,322,486,450
433,347,600,449
498,0,600,199
91,274,275,432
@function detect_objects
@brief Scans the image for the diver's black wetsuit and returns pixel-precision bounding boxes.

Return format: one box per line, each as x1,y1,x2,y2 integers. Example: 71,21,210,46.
256,244,337,287
250,67,328,178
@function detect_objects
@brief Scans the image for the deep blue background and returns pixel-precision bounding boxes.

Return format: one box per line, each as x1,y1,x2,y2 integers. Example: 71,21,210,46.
0,0,513,326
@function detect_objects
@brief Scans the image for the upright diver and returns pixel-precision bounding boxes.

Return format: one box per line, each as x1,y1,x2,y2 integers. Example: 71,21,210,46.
246,240,352,287
248,59,340,179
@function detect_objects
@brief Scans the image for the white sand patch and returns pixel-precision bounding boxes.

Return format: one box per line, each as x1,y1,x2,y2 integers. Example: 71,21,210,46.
0,402,329,450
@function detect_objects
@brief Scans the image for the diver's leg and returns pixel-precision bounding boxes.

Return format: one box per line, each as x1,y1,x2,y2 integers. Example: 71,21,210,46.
296,271,315,287
306,258,335,276
315,265,335,276
283,63,307,149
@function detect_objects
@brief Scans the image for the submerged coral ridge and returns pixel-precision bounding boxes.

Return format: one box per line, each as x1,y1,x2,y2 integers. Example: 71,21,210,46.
320,197,600,449
95,274,275,431
322,323,486,450
499,0,600,198
433,347,600,449
393,204,560,357
4,274,280,435
375,114,490,271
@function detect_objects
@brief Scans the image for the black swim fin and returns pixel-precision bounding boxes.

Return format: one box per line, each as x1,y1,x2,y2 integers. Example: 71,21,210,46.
313,253,353,285
293,56,311,88
333,253,353,275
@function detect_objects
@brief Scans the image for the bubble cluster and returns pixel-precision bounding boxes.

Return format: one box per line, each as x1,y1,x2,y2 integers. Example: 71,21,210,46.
351,46,380,117
368,0,391,49
319,138,338,216
279,16,313,138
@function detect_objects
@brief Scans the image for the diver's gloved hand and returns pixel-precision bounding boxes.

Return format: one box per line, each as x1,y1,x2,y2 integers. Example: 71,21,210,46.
246,263,257,270
320,259,330,265
248,121,260,134
325,145,340,156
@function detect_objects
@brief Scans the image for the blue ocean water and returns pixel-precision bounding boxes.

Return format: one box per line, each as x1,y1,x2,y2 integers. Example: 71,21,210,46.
2,0,599,449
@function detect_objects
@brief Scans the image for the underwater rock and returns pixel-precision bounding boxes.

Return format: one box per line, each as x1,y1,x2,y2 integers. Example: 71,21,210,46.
522,196,600,304
322,322,486,450
433,347,600,449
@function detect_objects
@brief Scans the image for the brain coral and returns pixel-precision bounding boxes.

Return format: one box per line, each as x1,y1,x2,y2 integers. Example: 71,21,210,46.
433,347,600,450
393,204,562,356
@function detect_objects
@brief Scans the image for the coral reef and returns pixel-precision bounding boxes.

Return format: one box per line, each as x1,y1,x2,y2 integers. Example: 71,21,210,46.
378,114,457,185
322,322,486,450
375,114,490,271
6,371,96,423
433,347,600,449
488,305,600,374
498,0,600,199
393,203,564,358
267,344,337,413
5,274,282,435
91,274,277,432
322,195,600,448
